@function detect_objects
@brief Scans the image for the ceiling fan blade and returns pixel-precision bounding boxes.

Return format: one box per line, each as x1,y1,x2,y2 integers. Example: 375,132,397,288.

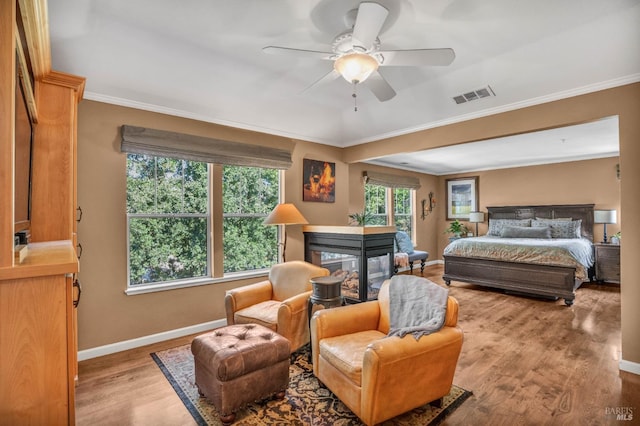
302,69,341,94
262,46,334,60
377,48,456,67
352,2,389,51
364,71,396,102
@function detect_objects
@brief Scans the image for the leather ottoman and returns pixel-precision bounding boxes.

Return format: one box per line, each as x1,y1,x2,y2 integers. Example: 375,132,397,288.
191,324,290,425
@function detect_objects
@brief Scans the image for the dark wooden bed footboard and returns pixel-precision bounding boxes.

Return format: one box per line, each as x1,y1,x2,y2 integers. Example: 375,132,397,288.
443,255,582,306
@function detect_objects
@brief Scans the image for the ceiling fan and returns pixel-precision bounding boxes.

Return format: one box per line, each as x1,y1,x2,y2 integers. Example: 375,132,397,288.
263,1,455,104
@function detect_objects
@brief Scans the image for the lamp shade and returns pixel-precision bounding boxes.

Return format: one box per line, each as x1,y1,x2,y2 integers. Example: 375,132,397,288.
334,53,379,84
594,209,617,224
263,203,309,225
469,212,485,223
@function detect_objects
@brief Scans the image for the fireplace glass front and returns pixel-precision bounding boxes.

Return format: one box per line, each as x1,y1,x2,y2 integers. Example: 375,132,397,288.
309,250,391,302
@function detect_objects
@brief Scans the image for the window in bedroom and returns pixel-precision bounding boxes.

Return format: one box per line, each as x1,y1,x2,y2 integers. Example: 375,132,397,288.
394,187,413,235
121,126,293,293
126,154,210,287
222,165,279,273
126,156,282,291
365,184,389,225
364,184,415,234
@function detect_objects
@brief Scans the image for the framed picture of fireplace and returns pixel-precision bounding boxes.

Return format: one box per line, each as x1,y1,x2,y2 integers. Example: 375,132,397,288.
303,158,335,203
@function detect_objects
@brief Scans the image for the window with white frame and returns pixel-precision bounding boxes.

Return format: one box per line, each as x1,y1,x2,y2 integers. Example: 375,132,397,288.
365,184,415,235
394,188,413,235
364,184,389,225
126,155,281,289
222,165,279,273
126,154,210,286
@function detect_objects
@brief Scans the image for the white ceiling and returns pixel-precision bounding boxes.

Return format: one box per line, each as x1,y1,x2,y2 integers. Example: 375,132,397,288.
367,116,620,175
48,0,638,173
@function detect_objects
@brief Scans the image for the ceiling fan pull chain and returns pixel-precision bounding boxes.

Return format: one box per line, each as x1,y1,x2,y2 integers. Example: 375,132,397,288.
352,82,358,112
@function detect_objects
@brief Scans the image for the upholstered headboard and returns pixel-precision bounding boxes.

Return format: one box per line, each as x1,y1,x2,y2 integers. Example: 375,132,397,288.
487,204,595,242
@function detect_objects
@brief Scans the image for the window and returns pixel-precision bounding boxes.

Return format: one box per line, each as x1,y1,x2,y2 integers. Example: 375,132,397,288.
394,188,413,235
126,155,209,286
222,166,279,273
126,155,280,291
365,184,415,235
364,184,388,225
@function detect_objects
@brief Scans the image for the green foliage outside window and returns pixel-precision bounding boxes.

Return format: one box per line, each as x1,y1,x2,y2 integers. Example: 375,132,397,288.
364,184,388,226
394,188,412,235
364,184,413,234
222,166,279,273
127,156,281,285
127,155,209,285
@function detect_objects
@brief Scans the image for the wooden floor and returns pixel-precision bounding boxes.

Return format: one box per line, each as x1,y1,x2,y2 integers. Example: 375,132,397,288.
75,264,640,425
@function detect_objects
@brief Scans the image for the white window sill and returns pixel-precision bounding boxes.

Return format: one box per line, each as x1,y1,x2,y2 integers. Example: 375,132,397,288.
124,269,269,296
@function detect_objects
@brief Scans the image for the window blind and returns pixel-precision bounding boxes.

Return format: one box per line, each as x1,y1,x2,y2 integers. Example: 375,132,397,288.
120,125,294,170
363,170,421,189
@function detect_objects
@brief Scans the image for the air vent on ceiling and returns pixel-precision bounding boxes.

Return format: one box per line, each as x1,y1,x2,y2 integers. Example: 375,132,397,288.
453,85,495,105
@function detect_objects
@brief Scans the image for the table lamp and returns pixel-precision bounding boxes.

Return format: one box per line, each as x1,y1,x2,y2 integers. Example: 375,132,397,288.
469,212,485,236
594,209,617,243
263,203,308,262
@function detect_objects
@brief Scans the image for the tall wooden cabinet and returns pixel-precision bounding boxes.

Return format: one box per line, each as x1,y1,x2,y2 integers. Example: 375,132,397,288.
1,1,84,423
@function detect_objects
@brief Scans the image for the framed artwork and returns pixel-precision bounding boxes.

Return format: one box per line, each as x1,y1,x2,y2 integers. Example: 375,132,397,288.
446,176,478,220
303,158,335,203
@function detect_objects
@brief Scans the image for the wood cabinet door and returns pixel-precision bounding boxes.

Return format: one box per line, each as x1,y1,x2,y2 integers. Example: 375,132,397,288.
0,274,70,424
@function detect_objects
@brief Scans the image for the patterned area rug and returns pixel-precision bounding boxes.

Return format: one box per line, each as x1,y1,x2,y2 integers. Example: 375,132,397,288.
151,344,471,425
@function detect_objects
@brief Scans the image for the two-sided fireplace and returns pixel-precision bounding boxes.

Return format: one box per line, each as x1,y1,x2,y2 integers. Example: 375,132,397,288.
303,226,395,303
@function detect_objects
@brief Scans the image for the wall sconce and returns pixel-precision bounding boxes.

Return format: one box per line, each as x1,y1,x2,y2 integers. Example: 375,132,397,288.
421,192,436,220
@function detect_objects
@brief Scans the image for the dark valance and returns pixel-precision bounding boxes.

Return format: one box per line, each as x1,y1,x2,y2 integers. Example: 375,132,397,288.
120,125,294,170
363,170,421,189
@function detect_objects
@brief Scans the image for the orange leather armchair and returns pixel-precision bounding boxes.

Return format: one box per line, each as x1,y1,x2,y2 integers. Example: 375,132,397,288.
310,279,463,425
225,260,329,353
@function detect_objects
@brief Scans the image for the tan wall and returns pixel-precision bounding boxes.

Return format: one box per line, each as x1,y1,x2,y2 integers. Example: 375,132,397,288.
436,157,621,255
76,100,439,350
77,82,640,369
76,101,350,349
345,82,640,368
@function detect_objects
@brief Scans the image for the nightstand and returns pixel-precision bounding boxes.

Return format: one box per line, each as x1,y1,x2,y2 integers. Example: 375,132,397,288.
594,243,620,284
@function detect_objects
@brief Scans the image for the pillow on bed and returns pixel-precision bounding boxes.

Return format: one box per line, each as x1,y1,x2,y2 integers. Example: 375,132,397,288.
501,225,551,239
487,219,531,236
535,217,572,221
532,219,582,238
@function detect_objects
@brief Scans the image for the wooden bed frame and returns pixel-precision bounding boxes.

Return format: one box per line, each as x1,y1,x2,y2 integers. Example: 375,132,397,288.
443,204,594,306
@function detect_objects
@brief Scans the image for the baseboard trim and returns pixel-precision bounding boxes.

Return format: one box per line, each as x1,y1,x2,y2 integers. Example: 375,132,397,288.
620,359,640,376
77,318,227,361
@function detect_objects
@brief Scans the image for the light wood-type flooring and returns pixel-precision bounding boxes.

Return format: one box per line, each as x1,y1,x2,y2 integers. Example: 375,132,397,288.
75,264,640,425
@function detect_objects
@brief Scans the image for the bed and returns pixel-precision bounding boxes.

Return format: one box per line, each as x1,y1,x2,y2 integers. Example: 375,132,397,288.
442,204,595,306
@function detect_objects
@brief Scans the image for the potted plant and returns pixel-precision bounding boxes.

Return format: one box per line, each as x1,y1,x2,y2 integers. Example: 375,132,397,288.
445,219,468,242
611,231,621,245
348,211,371,226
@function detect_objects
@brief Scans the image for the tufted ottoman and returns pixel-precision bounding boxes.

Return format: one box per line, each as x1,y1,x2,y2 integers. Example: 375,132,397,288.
191,324,290,425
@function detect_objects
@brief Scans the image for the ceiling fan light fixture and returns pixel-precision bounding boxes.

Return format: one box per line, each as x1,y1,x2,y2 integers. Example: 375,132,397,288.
334,52,379,84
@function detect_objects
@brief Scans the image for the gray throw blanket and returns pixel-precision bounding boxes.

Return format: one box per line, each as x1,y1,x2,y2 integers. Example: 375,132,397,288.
388,275,449,340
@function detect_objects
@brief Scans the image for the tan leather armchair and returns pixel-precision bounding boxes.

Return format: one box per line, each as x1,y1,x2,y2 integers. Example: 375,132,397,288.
310,279,463,425
225,260,329,353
